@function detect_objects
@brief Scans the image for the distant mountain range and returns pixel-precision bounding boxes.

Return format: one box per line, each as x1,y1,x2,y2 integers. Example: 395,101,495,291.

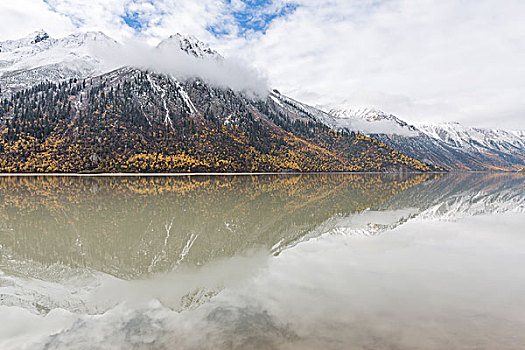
321,107,525,171
0,30,523,172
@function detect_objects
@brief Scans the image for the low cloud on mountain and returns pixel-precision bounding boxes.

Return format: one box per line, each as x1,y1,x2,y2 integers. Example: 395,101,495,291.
94,40,269,98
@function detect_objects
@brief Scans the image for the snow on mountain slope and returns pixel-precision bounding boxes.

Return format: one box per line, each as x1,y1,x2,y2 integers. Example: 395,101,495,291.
268,90,341,127
416,122,525,154
0,31,228,99
411,122,525,170
0,30,51,52
328,107,418,136
0,30,268,99
252,95,525,170
1,30,523,171
156,34,222,59
0,30,118,97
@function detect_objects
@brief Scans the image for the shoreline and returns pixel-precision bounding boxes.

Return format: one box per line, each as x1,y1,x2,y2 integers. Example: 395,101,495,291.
0,171,504,177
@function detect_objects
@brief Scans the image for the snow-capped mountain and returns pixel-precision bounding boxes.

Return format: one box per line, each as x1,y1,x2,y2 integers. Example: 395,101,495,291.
0,30,118,98
416,122,525,155
323,107,525,171
0,30,221,99
255,95,525,171
330,107,408,126
0,30,51,52
157,33,222,59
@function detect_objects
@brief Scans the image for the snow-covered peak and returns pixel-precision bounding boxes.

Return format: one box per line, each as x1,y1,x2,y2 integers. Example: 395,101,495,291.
325,106,418,136
328,107,410,126
269,91,341,128
0,30,118,66
0,30,52,53
157,33,222,59
320,104,525,169
58,31,117,48
0,30,235,99
30,30,50,44
0,30,120,97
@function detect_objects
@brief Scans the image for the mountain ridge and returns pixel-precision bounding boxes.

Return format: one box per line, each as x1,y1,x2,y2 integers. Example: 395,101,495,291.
321,106,525,171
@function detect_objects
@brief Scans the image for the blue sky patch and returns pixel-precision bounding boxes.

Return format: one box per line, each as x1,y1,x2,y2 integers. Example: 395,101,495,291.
122,11,147,31
209,0,299,37
47,0,298,36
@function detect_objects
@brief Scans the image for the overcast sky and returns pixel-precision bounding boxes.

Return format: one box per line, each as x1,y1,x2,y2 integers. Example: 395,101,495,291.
1,0,524,129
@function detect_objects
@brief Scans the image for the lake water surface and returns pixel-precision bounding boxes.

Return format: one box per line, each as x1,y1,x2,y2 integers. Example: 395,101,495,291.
0,173,524,349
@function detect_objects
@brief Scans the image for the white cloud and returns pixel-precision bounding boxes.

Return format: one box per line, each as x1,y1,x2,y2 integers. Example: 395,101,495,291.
33,0,235,44
93,40,269,97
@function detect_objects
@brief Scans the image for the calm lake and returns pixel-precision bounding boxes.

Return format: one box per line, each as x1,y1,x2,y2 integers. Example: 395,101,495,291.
0,173,524,350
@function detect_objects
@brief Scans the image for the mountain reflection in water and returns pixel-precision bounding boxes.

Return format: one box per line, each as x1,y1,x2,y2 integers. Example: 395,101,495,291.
0,173,435,278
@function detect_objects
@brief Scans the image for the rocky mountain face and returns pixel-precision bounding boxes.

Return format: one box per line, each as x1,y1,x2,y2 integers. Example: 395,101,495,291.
323,107,525,171
0,30,443,173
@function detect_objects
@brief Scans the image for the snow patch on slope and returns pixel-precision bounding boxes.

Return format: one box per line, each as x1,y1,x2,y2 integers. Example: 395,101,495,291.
0,30,118,97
